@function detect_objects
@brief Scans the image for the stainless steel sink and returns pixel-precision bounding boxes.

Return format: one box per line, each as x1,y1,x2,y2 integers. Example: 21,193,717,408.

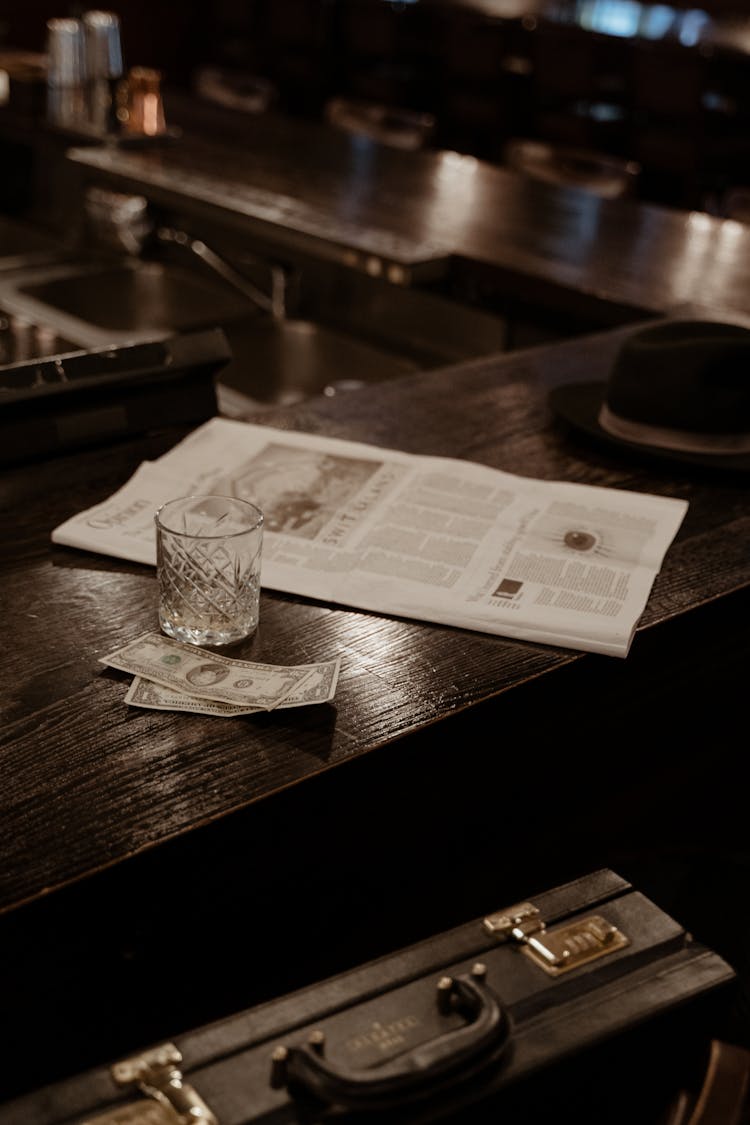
217,316,418,412
16,262,251,332
0,253,509,410
0,260,251,345
0,258,420,408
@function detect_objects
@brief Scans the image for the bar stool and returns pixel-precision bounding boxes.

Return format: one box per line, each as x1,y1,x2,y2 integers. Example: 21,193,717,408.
528,21,629,154
258,0,337,115
193,67,277,115
503,138,640,200
627,39,715,208
431,5,533,160
325,96,435,151
333,0,436,112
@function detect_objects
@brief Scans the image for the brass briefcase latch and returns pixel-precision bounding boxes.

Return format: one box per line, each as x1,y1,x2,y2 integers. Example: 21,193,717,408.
81,1043,218,1125
483,901,629,976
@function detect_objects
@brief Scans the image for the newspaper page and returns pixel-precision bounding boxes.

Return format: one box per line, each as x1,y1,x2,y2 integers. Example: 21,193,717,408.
51,417,689,657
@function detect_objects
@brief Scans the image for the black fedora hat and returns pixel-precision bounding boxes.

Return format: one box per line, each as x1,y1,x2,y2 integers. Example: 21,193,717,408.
549,320,750,473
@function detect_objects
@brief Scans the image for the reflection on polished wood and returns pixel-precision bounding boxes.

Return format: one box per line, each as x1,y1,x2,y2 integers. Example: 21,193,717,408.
69,100,750,325
2,321,748,920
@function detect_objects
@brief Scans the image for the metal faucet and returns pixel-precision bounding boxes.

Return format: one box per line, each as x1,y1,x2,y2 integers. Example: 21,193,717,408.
155,227,290,320
82,187,293,319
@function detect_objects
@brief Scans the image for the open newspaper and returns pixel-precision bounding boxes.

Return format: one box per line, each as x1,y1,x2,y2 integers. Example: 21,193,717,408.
52,417,689,657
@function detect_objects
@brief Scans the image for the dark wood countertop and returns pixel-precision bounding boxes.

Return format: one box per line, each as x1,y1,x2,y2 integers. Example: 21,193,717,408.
67,103,750,324
1,321,748,1100
2,321,748,920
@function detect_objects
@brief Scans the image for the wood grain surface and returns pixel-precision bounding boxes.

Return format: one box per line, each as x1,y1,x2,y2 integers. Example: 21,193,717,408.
2,321,748,921
1,315,749,1108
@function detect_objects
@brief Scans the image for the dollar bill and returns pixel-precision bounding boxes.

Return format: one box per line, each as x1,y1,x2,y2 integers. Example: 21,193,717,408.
124,658,341,716
124,676,264,716
100,632,339,710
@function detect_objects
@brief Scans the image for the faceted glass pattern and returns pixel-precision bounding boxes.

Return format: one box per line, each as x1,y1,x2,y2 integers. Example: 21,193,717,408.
155,495,264,646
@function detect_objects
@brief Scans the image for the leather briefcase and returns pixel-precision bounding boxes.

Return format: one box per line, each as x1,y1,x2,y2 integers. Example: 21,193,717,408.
1,869,738,1124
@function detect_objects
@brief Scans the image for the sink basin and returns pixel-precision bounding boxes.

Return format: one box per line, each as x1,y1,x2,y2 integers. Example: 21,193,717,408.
217,317,418,413
0,259,421,410
6,260,251,336
0,254,508,412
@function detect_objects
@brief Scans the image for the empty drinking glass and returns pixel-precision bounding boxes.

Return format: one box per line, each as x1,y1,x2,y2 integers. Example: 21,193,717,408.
155,494,264,646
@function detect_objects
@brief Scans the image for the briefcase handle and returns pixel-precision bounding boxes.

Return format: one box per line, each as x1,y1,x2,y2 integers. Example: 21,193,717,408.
275,966,512,1111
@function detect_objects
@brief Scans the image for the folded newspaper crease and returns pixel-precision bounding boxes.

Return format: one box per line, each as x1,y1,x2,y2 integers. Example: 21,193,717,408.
56,418,689,658
100,632,341,715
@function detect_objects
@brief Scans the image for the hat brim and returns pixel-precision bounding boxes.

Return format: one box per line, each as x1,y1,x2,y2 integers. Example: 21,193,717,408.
549,381,750,474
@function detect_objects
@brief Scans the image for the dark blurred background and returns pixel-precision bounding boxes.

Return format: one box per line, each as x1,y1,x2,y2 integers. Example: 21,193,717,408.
3,1,750,213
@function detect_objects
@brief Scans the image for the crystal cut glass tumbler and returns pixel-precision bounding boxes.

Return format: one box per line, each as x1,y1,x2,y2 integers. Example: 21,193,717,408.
155,494,264,646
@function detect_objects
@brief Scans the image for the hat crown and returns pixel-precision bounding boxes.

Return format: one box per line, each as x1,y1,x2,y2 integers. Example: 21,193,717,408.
549,319,750,471
606,321,750,435
607,321,750,434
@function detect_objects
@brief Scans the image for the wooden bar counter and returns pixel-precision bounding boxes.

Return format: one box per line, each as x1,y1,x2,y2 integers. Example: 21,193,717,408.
60,95,750,332
1,320,748,1100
